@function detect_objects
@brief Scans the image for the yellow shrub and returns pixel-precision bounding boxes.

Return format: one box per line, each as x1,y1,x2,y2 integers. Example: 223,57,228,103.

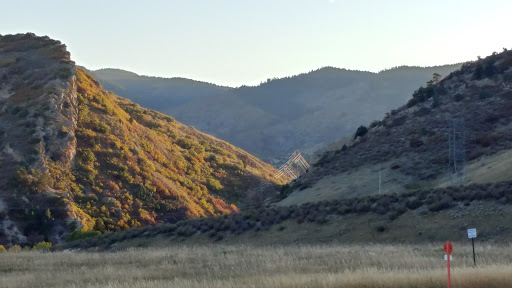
32,241,52,250
8,245,21,253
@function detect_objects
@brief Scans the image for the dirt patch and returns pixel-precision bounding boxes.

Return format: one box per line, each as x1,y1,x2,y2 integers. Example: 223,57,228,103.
277,160,423,206
0,87,12,100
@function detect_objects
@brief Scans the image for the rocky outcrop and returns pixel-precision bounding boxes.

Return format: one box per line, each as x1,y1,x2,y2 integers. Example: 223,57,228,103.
0,33,77,169
0,33,78,245
40,75,78,167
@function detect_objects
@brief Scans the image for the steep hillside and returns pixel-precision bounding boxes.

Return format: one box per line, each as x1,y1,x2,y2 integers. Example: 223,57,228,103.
0,33,282,246
91,65,462,162
279,48,512,206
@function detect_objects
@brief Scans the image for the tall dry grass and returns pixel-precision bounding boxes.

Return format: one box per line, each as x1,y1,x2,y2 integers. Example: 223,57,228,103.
1,243,511,288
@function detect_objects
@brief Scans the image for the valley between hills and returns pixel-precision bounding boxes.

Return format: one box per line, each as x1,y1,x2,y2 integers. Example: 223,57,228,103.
1,32,512,288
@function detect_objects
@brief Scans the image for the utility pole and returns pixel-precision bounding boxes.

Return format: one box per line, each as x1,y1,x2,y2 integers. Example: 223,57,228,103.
379,170,382,195
448,118,467,185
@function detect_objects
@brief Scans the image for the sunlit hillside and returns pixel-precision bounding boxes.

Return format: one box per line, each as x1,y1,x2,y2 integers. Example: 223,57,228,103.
0,33,283,246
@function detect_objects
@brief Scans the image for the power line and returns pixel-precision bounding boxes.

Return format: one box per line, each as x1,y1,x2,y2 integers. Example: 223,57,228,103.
448,118,467,185
273,150,310,180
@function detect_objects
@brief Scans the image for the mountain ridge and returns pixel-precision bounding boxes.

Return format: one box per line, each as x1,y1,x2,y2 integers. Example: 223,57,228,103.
90,63,463,162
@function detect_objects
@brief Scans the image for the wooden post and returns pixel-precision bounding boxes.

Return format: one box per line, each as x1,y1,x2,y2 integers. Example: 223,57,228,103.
472,237,476,265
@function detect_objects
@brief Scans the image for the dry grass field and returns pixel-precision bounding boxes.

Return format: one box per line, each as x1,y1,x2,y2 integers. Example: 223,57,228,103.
1,243,512,288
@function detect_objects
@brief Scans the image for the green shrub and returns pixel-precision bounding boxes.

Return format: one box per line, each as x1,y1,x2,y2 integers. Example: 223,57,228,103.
475,135,501,147
11,106,21,115
431,94,440,108
454,93,464,102
29,137,40,145
483,61,497,78
206,177,223,191
412,86,435,103
388,115,407,128
66,230,102,242
32,241,52,250
78,104,90,123
406,198,422,210
0,245,6,253
176,138,193,149
427,196,454,212
369,120,382,128
375,225,387,232
214,233,224,242
58,126,69,137
93,120,110,134
18,109,29,118
473,63,484,80
406,97,418,108
479,91,492,100
354,125,368,139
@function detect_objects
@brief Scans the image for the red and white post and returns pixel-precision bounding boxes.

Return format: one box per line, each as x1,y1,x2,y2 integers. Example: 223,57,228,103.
444,241,453,288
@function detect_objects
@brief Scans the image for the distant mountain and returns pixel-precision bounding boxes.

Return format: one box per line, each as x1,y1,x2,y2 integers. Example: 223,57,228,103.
89,68,230,108
90,64,463,163
0,33,282,246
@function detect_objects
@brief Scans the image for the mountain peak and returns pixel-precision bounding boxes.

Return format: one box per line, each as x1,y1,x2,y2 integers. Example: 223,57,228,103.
93,68,140,78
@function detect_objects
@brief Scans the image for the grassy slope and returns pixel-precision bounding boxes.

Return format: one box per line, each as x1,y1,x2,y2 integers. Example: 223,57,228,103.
279,49,512,206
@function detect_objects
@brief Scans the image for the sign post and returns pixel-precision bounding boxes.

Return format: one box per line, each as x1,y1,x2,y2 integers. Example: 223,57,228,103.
444,241,453,288
467,228,477,265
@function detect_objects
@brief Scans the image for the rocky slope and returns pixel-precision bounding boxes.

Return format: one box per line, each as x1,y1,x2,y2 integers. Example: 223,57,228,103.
279,48,512,206
0,33,283,246
91,64,462,163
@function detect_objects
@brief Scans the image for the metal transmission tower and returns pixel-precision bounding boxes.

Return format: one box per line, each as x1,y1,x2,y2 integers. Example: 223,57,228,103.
448,119,467,185
274,150,310,180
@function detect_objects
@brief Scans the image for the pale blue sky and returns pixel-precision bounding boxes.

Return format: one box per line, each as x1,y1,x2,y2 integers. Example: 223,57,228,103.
1,0,511,86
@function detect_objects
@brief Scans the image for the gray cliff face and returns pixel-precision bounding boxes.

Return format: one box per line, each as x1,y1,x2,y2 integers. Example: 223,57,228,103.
41,75,78,169
0,34,78,172
0,33,78,244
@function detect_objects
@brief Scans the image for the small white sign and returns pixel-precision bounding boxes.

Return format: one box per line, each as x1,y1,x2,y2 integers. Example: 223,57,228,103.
444,254,453,261
467,228,477,239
